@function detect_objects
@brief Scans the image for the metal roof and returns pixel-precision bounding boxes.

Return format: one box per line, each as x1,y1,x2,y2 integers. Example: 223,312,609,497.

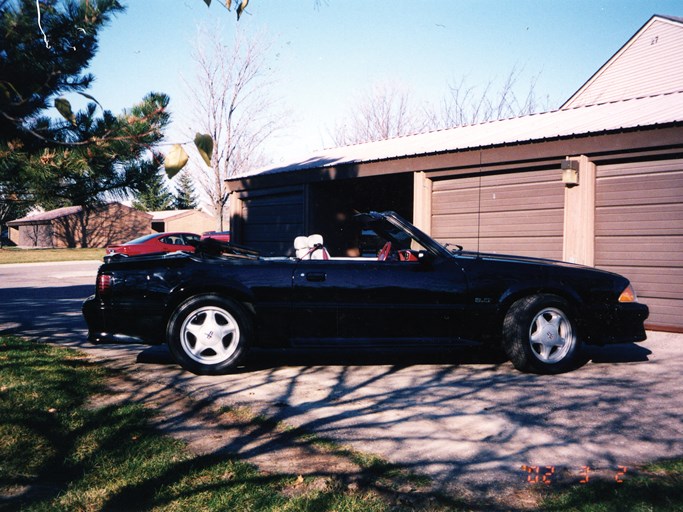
7,205,84,225
150,209,197,221
7,203,152,226
240,90,683,179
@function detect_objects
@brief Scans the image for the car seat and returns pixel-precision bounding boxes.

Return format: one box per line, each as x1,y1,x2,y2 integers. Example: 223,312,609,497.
294,235,330,260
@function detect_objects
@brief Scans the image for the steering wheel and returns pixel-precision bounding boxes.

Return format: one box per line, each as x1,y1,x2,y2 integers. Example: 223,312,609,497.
398,250,419,262
377,242,392,261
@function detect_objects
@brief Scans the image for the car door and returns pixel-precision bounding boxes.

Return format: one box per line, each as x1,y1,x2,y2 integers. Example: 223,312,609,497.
181,233,201,248
291,256,469,347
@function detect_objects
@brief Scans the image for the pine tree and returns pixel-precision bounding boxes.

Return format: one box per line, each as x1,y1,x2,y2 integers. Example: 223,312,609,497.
0,1,170,214
133,168,175,212
174,171,199,210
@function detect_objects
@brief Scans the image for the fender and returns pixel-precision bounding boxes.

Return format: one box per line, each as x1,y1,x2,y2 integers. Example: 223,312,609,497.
163,272,256,323
498,279,583,314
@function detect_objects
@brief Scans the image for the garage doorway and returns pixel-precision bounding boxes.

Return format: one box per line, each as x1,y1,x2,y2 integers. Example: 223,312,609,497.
308,173,413,257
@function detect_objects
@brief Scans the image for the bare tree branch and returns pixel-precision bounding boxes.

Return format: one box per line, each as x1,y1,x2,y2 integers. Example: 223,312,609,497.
330,82,428,146
182,23,283,230
430,66,552,129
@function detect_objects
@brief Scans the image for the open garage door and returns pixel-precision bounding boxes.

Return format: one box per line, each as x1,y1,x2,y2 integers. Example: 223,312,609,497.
308,174,413,257
238,186,306,256
595,158,683,332
431,167,565,260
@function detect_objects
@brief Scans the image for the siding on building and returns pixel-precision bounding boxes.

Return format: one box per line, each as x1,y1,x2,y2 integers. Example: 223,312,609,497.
12,223,53,247
564,16,683,108
595,158,683,331
431,167,565,260
150,210,216,234
7,203,152,248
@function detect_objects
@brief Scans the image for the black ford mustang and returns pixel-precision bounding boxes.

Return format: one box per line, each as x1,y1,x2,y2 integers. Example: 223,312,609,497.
83,211,648,375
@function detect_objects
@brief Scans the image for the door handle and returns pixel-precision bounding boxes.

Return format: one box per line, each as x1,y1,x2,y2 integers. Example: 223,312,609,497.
305,272,326,282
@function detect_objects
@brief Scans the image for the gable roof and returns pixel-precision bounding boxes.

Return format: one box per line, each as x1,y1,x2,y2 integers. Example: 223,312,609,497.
7,205,84,226
562,14,683,108
235,90,683,179
150,210,196,221
6,203,149,226
150,210,214,222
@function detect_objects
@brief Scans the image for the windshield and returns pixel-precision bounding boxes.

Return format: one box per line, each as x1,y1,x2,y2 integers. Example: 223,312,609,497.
125,234,159,245
355,211,452,258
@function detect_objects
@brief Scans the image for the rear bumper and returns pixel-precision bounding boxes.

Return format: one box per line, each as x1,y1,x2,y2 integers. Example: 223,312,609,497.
581,302,649,345
82,295,164,344
82,295,106,342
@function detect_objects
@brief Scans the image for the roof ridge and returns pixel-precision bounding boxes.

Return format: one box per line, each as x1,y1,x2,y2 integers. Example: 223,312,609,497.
654,14,683,24
329,90,683,148
560,89,683,111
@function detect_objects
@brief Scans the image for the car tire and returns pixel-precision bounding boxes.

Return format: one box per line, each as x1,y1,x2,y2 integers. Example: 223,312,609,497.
167,294,252,375
503,294,584,374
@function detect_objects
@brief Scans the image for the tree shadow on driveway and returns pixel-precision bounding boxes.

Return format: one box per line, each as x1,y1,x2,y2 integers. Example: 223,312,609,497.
0,284,93,340
129,337,672,498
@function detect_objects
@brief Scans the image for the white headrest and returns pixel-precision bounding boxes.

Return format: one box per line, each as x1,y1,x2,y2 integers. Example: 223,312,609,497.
307,234,324,246
295,234,328,259
294,236,309,250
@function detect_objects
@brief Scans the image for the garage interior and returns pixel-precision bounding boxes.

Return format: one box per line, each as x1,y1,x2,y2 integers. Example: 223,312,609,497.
308,173,413,257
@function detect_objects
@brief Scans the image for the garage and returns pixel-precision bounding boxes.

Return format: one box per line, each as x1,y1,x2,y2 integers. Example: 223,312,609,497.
233,173,413,256
431,166,565,260
595,158,683,331
227,15,683,332
307,173,413,257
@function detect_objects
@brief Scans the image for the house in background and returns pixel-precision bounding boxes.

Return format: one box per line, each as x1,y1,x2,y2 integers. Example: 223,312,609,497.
8,205,217,248
149,209,216,234
225,15,683,332
7,203,151,248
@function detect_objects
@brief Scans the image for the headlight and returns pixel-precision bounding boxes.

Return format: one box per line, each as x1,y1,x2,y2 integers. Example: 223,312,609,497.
618,284,638,303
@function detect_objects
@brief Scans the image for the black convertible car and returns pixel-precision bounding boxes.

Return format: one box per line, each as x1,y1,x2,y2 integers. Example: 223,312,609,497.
83,211,648,375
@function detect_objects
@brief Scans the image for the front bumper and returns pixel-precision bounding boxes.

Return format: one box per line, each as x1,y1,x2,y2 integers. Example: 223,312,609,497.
581,302,649,345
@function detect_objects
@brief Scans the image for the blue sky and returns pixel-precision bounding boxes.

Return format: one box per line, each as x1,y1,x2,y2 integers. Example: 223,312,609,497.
78,0,683,164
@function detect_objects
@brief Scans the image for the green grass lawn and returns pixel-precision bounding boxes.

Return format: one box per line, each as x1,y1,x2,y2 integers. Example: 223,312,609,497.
0,336,415,512
1,335,681,511
0,247,105,264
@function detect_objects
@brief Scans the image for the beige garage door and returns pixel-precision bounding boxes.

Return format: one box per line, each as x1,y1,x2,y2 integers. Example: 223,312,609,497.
596,158,683,331
431,168,565,260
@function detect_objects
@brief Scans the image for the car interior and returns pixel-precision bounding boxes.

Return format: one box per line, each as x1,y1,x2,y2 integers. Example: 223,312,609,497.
294,234,331,260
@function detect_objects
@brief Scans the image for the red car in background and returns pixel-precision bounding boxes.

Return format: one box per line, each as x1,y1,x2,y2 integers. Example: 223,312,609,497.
106,232,200,257
201,231,231,242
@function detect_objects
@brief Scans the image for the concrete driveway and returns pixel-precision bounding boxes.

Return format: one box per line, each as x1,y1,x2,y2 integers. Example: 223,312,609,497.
1,260,681,497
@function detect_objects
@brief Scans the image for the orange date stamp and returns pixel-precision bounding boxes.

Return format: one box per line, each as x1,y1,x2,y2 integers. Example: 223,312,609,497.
521,465,628,485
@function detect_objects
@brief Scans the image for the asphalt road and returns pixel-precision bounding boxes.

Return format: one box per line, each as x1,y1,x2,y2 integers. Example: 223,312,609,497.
1,260,681,499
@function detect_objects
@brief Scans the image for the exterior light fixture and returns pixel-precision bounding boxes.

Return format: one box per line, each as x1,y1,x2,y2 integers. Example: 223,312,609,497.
561,159,580,187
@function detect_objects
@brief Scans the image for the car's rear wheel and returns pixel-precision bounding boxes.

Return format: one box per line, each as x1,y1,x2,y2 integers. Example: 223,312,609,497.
503,294,584,374
167,294,251,375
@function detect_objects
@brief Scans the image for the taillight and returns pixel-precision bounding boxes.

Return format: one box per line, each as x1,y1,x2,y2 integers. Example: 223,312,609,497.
618,284,638,303
97,274,112,298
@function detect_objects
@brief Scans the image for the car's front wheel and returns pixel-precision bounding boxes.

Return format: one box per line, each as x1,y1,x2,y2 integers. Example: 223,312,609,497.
503,294,584,374
167,294,251,375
